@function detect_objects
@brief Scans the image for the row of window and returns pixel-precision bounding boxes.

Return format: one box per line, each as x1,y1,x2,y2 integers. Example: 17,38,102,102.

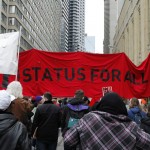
9,5,37,44
9,5,37,36
9,5,51,50
1,0,61,51
1,13,7,25
1,1,45,50
0,25,6,33
2,0,7,12
8,17,34,44
20,36,32,50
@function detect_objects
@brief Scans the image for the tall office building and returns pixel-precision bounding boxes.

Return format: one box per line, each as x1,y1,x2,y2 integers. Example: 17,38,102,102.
61,0,69,51
0,0,62,52
103,0,117,54
68,0,85,51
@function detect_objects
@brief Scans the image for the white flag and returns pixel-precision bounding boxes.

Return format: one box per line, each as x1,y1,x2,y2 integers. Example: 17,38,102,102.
0,32,19,75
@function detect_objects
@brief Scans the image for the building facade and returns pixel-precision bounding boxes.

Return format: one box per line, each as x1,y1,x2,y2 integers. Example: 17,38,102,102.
68,0,85,51
113,0,150,65
0,0,62,52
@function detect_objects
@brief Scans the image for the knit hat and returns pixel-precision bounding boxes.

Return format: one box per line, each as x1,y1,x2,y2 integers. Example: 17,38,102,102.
35,96,42,103
0,90,15,111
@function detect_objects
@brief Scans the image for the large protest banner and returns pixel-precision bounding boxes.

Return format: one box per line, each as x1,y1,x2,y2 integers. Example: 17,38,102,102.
16,49,150,99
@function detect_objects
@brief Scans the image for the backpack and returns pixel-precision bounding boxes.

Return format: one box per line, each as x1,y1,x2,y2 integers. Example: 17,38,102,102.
133,111,142,125
67,109,82,128
68,117,79,128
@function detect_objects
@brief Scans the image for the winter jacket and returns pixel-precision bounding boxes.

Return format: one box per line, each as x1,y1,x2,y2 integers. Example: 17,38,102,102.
141,114,150,134
128,106,147,124
64,111,150,150
32,101,62,142
61,98,90,136
0,111,31,150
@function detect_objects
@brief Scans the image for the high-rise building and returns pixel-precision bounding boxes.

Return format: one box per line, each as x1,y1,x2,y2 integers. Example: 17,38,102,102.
0,0,62,52
84,34,95,53
103,0,118,54
61,0,69,51
68,0,85,51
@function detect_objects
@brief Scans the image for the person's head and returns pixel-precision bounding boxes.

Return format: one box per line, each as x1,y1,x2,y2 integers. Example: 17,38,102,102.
75,89,84,100
35,96,43,104
62,98,68,105
43,92,52,101
129,98,140,108
6,81,23,99
0,90,15,111
97,92,128,116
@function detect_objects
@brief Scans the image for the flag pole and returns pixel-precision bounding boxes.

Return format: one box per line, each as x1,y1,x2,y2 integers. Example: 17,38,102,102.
15,26,22,81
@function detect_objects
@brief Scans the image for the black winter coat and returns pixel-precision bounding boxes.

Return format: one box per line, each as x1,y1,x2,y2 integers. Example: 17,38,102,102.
32,101,62,142
141,115,150,134
0,111,31,150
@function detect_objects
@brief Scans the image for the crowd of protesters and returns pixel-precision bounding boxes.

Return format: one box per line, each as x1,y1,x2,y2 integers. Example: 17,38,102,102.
0,81,150,150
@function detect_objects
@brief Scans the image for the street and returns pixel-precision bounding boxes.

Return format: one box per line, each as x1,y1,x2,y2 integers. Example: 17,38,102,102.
57,129,64,150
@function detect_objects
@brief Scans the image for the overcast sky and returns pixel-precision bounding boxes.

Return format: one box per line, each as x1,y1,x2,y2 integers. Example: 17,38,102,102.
85,0,104,53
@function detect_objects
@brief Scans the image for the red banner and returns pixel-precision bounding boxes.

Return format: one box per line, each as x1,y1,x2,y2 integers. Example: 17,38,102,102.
5,49,150,99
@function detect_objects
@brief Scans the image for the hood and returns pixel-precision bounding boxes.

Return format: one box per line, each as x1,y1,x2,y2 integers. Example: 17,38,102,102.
96,92,128,116
68,98,84,105
93,111,131,124
0,112,17,136
67,103,89,111
129,106,141,114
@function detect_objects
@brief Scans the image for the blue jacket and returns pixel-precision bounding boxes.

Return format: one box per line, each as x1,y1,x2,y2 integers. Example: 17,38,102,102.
128,106,147,121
